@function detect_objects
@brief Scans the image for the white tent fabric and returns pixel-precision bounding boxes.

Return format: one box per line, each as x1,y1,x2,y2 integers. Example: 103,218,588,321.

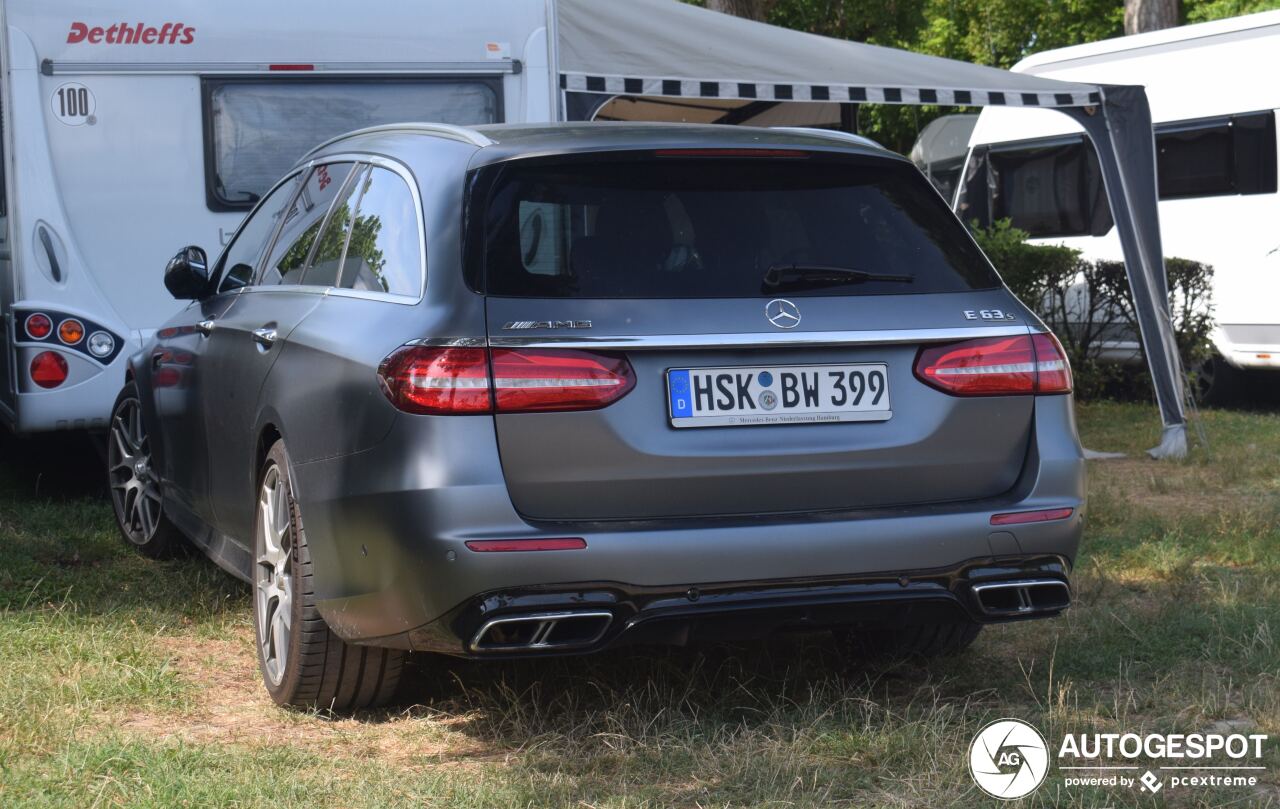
554,0,1188,459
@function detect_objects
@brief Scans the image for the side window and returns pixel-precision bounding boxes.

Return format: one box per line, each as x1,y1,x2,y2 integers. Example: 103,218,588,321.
336,167,422,296
1156,111,1277,199
215,173,302,293
302,166,367,288
259,162,354,286
986,138,1112,238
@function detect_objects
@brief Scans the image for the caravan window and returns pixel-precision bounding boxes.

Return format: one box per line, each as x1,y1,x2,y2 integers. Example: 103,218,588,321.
1156,111,1277,199
203,78,500,211
986,137,1112,238
963,110,1277,237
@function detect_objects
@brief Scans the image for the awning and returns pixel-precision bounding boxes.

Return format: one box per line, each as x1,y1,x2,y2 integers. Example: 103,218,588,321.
554,0,1189,459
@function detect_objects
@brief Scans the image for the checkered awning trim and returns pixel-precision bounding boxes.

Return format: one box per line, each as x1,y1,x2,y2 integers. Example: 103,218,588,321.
560,73,1102,107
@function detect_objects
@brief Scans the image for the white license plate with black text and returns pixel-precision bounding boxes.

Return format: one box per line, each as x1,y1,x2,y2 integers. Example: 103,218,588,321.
666,363,891,428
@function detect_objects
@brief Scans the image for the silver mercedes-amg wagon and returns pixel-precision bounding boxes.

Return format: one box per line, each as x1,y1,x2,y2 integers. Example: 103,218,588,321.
110,122,1085,710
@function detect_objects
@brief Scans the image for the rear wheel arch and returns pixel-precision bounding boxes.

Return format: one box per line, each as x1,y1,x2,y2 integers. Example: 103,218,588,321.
256,423,283,475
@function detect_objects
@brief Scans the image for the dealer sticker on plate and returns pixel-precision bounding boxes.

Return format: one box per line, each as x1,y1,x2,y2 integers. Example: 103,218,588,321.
666,363,891,428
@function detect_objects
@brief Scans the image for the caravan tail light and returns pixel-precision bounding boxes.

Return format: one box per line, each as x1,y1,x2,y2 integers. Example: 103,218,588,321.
378,347,635,415
914,333,1071,396
24,313,52,339
30,351,68,388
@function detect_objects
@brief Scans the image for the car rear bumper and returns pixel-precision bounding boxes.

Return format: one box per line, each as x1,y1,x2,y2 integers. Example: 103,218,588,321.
290,396,1085,650
407,554,1071,658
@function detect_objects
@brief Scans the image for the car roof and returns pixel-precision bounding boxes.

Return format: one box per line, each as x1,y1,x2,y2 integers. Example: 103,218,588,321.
308,121,904,167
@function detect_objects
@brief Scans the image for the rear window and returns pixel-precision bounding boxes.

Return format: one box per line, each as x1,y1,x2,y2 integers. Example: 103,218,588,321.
204,78,499,210
479,155,1000,298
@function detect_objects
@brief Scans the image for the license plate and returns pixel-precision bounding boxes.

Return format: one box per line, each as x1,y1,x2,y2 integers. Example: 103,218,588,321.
666,363,892,428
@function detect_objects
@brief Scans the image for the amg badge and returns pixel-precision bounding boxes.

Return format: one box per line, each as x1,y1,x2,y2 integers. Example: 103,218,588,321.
502,320,593,330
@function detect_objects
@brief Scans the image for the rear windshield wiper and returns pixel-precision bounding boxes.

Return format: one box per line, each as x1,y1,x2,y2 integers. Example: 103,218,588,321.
762,264,915,292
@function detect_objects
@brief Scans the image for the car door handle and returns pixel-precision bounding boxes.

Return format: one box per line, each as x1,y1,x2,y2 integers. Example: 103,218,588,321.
252,326,277,348
195,319,216,336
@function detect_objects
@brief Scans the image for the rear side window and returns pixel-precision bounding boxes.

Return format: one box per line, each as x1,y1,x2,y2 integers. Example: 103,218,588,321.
204,79,499,210
333,166,422,297
479,156,999,298
259,162,355,286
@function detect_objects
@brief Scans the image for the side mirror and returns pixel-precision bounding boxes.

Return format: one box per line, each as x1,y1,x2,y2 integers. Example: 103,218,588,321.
164,246,210,300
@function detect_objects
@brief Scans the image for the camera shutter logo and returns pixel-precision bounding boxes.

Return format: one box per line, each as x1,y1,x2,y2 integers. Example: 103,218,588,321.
969,718,1050,800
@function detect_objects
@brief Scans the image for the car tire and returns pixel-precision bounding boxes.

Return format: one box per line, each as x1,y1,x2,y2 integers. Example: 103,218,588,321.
254,439,405,712
108,381,185,558
1193,353,1241,406
835,622,982,661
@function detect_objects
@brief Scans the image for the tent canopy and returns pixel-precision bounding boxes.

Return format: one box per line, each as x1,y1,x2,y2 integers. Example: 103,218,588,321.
554,0,1189,459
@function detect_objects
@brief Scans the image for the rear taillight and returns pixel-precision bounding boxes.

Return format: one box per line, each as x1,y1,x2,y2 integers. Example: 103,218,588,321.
490,349,635,412
914,333,1071,396
30,351,68,388
377,346,635,415
377,347,491,415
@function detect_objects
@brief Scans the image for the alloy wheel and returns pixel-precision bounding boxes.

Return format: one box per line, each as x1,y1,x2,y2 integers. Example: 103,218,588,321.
256,465,293,687
108,396,162,545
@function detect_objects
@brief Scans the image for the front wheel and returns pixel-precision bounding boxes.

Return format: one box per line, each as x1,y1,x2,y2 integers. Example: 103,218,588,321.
254,440,404,711
108,382,184,558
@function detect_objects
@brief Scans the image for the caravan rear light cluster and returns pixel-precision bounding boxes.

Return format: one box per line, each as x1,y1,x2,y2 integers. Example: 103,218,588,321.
16,309,122,365
914,333,1072,396
378,346,635,415
30,352,68,389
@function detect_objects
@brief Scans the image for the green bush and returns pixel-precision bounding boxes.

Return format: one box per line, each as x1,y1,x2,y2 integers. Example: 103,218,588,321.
971,220,1214,400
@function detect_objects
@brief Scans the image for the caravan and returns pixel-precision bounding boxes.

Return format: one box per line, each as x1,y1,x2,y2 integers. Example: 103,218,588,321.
0,1,559,432
959,12,1280,395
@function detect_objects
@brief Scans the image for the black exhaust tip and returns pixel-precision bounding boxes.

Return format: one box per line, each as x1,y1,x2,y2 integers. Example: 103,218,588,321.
469,610,613,653
972,579,1071,617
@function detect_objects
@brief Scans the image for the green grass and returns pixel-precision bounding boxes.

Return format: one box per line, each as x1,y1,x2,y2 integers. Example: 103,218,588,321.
1,403,1278,807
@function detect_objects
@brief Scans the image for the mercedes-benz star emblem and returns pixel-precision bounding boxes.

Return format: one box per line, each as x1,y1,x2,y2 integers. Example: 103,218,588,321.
765,298,801,329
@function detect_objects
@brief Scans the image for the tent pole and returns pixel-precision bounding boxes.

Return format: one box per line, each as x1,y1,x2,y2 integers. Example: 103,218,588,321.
546,0,564,121
1063,88,1188,459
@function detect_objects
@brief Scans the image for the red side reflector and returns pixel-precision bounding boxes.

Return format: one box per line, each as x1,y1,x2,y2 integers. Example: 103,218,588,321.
30,351,68,389
914,332,1071,396
269,63,314,71
464,538,587,552
654,148,809,158
990,507,1074,526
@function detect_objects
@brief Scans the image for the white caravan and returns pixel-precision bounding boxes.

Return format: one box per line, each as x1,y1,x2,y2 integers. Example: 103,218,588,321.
0,1,562,432
960,12,1280,384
